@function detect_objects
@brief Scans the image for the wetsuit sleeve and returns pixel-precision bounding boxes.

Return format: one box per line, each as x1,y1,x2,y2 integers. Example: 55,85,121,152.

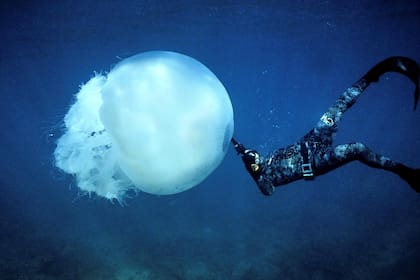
256,175,275,196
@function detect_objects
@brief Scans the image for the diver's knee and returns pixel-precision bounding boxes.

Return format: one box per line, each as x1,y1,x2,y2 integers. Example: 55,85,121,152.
351,142,368,153
334,142,367,159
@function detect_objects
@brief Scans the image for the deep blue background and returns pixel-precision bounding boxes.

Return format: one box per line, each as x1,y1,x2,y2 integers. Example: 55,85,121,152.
1,1,420,279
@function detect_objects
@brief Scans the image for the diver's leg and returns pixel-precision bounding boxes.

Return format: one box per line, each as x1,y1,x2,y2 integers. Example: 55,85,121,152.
306,57,420,191
314,56,420,138
314,80,367,138
302,80,368,147
329,143,420,192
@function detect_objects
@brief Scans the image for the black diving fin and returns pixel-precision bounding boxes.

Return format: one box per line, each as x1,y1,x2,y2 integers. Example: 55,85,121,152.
395,164,420,193
361,56,420,110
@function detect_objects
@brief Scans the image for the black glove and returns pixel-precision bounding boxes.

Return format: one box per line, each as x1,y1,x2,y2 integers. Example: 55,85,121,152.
231,138,246,155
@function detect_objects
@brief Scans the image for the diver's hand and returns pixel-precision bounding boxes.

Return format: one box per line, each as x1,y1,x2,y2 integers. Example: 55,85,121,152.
231,138,246,155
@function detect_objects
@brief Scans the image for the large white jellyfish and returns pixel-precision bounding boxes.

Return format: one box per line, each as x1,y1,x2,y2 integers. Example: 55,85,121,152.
54,51,234,200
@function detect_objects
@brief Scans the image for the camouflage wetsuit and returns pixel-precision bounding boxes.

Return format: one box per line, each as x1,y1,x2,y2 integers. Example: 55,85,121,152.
233,57,420,195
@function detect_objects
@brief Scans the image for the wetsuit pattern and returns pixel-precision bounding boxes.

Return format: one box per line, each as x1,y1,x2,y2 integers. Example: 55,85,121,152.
255,79,402,195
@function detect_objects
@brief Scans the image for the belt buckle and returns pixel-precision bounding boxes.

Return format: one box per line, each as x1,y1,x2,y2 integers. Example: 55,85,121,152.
301,163,314,179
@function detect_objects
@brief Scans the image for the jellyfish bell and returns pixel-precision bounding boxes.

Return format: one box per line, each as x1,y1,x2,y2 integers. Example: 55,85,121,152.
54,51,234,200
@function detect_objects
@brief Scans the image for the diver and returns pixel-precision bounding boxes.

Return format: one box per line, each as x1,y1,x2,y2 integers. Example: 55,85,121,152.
232,56,420,195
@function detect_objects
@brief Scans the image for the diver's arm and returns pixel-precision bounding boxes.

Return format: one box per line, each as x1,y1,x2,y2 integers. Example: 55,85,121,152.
231,137,275,195
256,176,275,196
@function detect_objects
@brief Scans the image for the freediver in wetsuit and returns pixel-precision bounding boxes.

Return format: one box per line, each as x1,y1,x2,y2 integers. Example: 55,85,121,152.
232,56,420,195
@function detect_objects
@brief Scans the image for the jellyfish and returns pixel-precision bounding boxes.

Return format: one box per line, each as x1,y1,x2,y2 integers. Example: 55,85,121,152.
54,51,234,200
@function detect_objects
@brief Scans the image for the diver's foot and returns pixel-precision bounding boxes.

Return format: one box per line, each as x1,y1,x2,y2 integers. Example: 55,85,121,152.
395,165,420,193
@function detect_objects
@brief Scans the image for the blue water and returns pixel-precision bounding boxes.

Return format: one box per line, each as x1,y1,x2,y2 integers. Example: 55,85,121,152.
1,1,420,279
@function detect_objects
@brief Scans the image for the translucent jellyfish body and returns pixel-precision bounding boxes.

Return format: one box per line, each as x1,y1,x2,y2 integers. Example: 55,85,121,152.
54,51,234,200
